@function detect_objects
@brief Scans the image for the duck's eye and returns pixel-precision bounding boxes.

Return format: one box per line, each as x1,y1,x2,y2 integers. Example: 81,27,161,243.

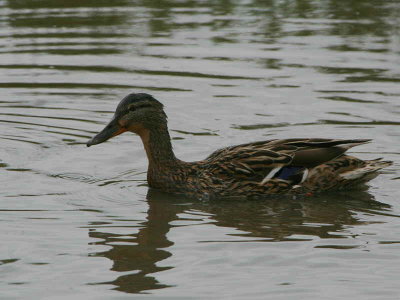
128,103,151,113
136,103,152,109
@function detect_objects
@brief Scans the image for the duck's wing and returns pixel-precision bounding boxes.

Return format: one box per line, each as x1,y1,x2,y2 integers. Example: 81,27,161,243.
204,138,371,179
270,138,371,167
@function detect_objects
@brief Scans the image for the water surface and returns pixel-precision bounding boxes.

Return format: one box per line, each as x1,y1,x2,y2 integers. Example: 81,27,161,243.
0,0,399,299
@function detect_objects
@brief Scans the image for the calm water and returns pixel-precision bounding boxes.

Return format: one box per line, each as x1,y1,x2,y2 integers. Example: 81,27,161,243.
1,0,399,299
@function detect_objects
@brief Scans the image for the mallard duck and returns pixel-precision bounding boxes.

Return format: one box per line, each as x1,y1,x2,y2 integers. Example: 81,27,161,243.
87,93,392,200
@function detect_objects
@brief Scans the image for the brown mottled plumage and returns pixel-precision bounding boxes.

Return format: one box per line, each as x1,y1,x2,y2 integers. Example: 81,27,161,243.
87,93,392,200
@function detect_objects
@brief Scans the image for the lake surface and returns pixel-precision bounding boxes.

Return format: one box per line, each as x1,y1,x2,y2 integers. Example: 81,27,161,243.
0,0,399,299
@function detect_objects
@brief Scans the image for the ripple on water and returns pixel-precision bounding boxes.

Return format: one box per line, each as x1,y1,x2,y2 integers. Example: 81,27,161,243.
0,0,399,299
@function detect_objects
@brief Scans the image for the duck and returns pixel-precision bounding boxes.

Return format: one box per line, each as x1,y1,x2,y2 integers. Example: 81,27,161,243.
87,93,392,200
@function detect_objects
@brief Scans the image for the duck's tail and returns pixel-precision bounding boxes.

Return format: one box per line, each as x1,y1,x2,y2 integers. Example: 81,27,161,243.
338,158,393,188
299,156,393,192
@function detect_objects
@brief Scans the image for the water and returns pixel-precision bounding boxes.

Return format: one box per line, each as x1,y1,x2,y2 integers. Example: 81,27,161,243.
0,0,399,299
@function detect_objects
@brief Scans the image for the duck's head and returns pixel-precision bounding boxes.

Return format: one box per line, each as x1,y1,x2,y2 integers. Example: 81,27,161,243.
87,93,166,147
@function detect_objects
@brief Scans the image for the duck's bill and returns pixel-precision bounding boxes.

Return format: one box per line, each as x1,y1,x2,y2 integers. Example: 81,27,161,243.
87,120,126,147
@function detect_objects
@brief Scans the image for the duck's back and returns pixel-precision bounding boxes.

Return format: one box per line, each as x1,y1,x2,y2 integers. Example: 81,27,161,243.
187,138,392,199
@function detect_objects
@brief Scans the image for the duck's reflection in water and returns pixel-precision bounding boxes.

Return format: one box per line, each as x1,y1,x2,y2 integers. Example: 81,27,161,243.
89,189,391,294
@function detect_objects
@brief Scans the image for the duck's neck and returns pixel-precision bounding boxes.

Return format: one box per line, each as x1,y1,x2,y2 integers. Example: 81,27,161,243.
138,123,178,171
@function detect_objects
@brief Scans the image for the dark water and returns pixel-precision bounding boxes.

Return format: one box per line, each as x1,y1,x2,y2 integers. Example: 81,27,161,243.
1,0,399,299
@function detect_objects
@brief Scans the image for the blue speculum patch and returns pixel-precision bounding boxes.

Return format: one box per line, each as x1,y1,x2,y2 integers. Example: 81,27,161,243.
275,166,303,180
